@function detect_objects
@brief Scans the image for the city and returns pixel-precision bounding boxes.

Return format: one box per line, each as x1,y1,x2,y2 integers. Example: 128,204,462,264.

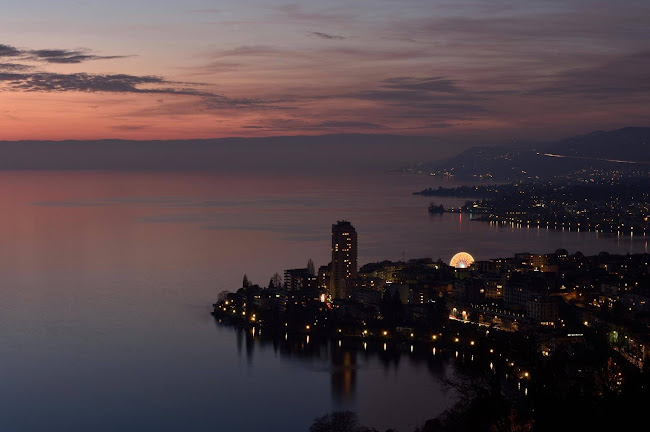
3,1,650,431
416,173,650,236
212,220,650,430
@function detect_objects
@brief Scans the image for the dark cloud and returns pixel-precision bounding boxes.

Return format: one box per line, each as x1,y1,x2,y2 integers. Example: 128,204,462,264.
380,35,418,43
402,102,487,115
529,52,650,98
110,124,151,131
322,46,430,61
0,42,250,113
394,122,454,130
309,32,345,40
351,89,437,102
0,62,33,71
426,122,454,129
185,61,242,76
0,44,22,57
243,118,382,132
382,76,462,93
29,49,129,64
418,4,650,49
216,45,285,57
315,120,380,129
213,44,429,63
121,93,293,119
336,75,490,124
202,95,291,110
0,42,130,64
0,71,210,96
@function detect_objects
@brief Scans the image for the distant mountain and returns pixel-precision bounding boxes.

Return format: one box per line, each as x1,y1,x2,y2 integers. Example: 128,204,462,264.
545,127,650,161
421,127,650,181
2,128,647,175
419,145,528,180
0,134,455,173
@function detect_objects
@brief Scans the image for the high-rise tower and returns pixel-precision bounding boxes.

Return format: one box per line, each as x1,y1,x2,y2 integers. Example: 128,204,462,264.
330,220,358,299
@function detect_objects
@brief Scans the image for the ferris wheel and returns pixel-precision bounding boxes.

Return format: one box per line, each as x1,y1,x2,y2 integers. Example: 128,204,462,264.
450,252,475,268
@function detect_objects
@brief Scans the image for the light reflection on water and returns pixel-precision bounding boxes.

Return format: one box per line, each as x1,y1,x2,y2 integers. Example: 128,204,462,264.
0,171,643,431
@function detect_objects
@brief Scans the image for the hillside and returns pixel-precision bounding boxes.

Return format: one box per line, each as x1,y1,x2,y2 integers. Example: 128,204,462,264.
421,127,650,180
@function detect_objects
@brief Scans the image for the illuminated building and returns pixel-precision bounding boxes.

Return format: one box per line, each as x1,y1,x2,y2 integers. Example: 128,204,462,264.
330,221,358,299
317,264,332,291
526,295,558,324
284,268,316,291
483,273,506,299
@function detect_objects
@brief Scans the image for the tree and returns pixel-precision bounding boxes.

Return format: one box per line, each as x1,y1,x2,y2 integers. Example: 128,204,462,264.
307,258,316,276
217,290,230,302
310,411,377,432
242,274,250,289
269,272,283,289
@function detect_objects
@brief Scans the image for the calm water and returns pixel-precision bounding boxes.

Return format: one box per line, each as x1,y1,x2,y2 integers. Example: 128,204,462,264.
0,171,645,432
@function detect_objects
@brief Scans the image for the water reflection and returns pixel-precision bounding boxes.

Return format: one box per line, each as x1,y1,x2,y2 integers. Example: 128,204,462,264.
331,349,356,400
225,324,454,404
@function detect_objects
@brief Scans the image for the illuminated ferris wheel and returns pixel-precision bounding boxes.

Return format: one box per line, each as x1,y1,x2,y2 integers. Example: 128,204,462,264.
450,252,475,268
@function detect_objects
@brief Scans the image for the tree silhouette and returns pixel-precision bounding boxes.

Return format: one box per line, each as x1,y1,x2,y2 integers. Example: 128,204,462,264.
269,272,283,289
307,258,316,276
310,411,378,432
217,290,230,302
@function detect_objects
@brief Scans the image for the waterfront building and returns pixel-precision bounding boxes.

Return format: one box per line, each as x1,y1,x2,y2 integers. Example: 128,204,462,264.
330,221,358,299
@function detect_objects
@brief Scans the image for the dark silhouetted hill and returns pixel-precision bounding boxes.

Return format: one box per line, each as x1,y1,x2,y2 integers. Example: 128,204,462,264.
422,127,650,180
546,127,650,161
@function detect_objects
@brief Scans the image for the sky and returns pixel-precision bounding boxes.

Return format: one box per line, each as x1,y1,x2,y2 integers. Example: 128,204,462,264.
1,0,649,141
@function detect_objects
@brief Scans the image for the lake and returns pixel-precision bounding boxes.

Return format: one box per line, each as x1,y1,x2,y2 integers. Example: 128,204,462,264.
0,171,644,431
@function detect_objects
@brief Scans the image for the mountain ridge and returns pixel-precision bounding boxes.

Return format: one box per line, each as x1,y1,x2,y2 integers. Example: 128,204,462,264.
418,127,650,180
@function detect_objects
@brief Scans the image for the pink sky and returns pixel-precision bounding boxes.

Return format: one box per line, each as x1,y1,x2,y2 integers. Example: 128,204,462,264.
1,1,649,141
